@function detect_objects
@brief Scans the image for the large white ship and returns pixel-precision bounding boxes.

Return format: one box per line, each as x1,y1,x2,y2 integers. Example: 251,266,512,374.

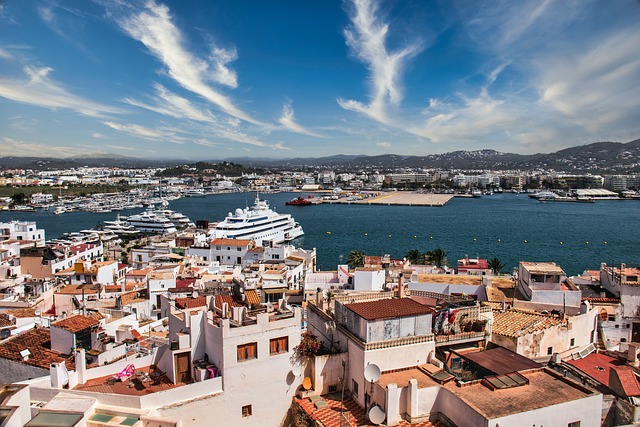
209,193,304,245
125,209,177,234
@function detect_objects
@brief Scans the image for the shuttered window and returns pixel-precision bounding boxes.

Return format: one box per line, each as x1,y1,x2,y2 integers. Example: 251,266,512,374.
237,342,258,361
270,336,288,355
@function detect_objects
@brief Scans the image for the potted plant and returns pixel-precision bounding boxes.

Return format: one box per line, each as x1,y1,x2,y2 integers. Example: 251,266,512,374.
461,319,473,332
472,319,487,332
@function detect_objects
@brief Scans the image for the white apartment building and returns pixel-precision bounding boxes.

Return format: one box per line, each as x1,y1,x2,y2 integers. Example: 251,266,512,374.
0,220,46,247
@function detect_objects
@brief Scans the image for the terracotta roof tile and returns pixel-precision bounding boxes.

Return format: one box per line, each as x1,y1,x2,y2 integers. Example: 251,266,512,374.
120,290,140,307
175,296,207,309
492,309,566,338
245,290,261,306
0,328,75,370
4,308,37,318
212,295,241,309
567,352,623,387
344,298,433,321
612,365,640,397
52,314,100,333
176,278,196,288
211,238,253,247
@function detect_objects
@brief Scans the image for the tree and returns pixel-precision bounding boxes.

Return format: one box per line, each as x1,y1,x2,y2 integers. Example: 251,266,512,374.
487,257,505,275
347,250,365,269
424,248,448,268
405,249,423,265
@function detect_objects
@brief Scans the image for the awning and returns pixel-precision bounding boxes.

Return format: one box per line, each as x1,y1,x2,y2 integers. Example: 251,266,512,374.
263,288,289,294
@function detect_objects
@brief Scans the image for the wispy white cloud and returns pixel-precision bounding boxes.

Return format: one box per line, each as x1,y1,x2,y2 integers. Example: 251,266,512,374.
37,5,92,55
0,136,101,157
278,101,323,137
338,0,424,123
103,144,135,151
114,0,262,125
0,66,123,117
0,48,11,60
193,138,223,148
537,28,640,133
376,141,391,148
124,83,217,123
91,132,108,139
271,142,291,151
103,120,184,143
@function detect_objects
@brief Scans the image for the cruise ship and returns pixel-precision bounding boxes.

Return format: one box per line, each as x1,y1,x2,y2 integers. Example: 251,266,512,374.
125,209,177,234
209,193,304,245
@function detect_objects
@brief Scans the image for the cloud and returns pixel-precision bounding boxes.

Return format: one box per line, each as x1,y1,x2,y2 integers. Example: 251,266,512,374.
0,137,101,158
102,120,185,143
0,48,11,60
114,0,262,125
537,28,640,132
124,83,217,123
277,101,323,137
37,5,92,55
376,141,391,148
0,66,123,118
338,0,424,123
91,132,108,139
103,144,136,151
271,142,291,151
193,138,223,147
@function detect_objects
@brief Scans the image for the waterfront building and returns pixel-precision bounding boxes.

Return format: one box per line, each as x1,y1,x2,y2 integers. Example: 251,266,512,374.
20,242,104,279
6,292,301,426
456,257,491,275
0,220,46,247
302,288,600,426
517,261,582,308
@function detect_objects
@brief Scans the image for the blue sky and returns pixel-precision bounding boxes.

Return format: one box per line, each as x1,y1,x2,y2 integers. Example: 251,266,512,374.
1,0,639,160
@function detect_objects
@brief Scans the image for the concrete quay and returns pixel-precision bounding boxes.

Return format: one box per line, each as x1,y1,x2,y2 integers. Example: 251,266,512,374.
321,191,456,207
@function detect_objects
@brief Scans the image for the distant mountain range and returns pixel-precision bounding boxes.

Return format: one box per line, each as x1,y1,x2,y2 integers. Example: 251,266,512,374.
1,138,639,173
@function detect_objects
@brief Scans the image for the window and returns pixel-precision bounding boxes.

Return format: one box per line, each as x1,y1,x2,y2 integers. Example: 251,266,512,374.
242,405,252,417
270,336,288,355
328,385,337,393
570,338,575,347
237,342,258,361
237,247,242,251
608,315,615,321
568,422,580,427
352,379,359,396
547,346,553,355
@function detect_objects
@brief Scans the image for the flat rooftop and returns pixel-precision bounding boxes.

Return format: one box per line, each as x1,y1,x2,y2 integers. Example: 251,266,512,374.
74,365,185,396
371,366,595,421
444,369,595,419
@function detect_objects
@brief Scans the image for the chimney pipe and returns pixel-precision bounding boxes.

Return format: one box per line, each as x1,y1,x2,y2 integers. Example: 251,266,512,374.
397,273,404,298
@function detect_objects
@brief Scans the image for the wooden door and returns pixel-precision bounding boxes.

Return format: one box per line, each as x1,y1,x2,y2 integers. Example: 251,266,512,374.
175,352,191,383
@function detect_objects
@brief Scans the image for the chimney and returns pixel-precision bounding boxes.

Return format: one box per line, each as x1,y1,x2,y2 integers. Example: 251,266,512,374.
397,273,404,298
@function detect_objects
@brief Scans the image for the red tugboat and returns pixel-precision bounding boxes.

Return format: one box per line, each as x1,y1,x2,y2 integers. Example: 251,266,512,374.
286,195,314,206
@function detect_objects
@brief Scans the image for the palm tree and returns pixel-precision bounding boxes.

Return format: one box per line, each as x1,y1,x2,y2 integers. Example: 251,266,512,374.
405,249,423,265
424,248,448,268
346,250,365,269
487,257,505,275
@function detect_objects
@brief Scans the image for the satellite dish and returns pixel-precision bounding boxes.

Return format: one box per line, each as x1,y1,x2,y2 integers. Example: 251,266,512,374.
192,290,199,298
364,363,381,383
291,365,302,377
302,377,312,390
368,405,385,425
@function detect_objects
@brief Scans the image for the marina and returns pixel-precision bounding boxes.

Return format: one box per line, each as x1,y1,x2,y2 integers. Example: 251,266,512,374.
1,191,638,276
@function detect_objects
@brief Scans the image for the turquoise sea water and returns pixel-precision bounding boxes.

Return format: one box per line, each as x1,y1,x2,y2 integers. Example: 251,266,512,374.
1,192,638,275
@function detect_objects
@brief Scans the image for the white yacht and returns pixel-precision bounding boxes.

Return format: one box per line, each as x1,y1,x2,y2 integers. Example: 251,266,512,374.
155,209,195,229
209,193,304,245
125,210,177,234
103,215,140,236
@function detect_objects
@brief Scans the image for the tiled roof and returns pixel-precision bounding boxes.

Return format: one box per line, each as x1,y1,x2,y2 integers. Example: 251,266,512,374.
120,290,139,307
492,309,566,337
245,290,261,305
0,328,75,370
567,352,623,387
612,365,640,397
345,298,433,321
212,295,241,309
0,317,14,328
4,308,37,318
56,284,100,295
175,296,207,309
176,278,196,288
211,238,252,247
52,314,100,333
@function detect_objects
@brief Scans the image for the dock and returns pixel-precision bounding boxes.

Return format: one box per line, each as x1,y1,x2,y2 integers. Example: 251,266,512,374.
320,192,455,207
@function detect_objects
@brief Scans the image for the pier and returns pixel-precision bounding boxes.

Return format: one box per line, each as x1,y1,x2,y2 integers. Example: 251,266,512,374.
321,191,456,207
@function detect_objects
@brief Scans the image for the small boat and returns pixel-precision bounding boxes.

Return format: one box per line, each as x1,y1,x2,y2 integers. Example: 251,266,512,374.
286,196,313,206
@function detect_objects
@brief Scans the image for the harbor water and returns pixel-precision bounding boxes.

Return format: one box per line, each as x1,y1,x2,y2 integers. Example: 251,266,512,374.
1,192,638,276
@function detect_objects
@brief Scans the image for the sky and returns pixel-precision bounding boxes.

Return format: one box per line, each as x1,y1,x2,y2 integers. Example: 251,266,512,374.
0,0,639,161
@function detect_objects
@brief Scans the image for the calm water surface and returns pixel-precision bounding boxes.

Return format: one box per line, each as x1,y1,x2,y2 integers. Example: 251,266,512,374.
2,192,638,275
